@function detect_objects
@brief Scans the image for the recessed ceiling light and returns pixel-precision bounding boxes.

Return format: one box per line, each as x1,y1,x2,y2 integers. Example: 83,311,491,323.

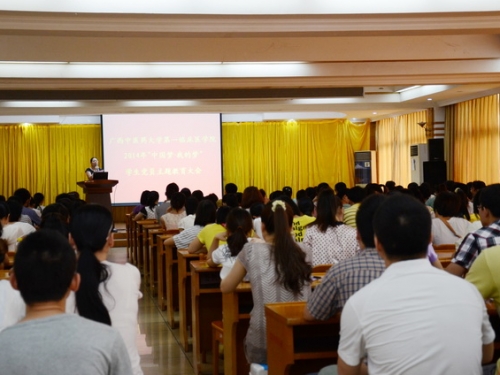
427,98,433,101
372,112,377,115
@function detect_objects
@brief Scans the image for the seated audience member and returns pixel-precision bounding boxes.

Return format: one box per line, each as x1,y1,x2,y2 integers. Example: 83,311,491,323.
155,183,179,222
221,200,312,365
225,182,238,195
30,192,45,217
343,186,365,228
205,193,219,206
282,196,314,243
132,190,150,216
455,187,472,220
447,184,500,277
365,183,383,196
293,197,315,243
207,208,259,278
178,196,198,230
385,180,396,192
331,194,494,375
191,190,204,202
419,182,435,208
305,186,317,201
250,203,264,240
317,182,331,194
164,200,216,250
160,192,186,230
180,187,191,198
296,189,307,202
241,186,265,210
0,237,7,269
269,190,283,201
222,193,239,208
134,190,159,221
70,205,143,375
304,194,387,321
467,244,500,316
259,189,269,204
188,206,231,254
39,213,69,237
471,180,486,199
1,200,36,251
0,230,133,375
13,188,40,226
303,189,359,266
432,191,470,246
334,182,350,209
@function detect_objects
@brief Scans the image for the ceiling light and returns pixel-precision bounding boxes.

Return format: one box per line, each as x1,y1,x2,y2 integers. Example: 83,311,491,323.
396,86,421,93
427,98,433,101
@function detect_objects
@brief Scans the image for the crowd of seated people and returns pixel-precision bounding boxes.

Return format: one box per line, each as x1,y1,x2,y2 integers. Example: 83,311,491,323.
2,178,500,374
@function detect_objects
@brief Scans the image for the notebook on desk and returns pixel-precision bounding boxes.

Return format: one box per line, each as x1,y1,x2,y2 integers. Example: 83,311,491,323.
93,171,108,180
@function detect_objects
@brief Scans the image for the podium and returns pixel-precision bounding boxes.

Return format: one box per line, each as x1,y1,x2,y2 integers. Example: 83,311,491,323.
77,180,118,213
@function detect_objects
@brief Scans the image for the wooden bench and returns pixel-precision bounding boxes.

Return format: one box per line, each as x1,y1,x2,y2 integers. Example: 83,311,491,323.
135,219,156,271
191,260,222,374
177,249,200,351
222,274,327,375
265,301,341,375
141,222,162,285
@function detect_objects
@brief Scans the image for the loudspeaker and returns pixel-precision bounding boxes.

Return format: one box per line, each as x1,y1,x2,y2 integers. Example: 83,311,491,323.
428,138,444,161
423,161,447,186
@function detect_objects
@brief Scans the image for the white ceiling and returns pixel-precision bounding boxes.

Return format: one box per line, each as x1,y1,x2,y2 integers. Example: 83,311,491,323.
1,9,500,121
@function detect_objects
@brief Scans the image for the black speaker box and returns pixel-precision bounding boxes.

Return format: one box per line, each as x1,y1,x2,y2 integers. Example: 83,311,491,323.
423,161,447,186
428,138,444,161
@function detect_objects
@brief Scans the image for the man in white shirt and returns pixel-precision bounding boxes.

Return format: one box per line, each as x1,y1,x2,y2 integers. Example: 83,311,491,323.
336,194,494,375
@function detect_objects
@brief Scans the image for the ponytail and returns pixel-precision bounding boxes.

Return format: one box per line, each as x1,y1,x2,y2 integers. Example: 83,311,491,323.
261,201,311,296
70,204,113,326
226,208,253,257
75,249,111,325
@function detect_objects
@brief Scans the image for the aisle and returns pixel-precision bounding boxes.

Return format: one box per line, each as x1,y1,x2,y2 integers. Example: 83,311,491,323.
137,283,195,375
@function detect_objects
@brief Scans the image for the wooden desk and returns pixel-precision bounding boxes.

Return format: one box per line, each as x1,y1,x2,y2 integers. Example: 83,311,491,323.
125,213,132,262
265,302,341,375
156,234,171,311
190,260,222,375
130,219,138,266
0,270,10,280
160,236,180,328
222,274,326,375
142,223,161,286
223,282,252,375
178,250,200,351
135,219,156,271
148,227,166,295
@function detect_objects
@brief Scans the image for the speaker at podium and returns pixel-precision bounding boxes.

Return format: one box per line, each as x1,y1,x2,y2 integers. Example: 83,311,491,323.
77,180,119,213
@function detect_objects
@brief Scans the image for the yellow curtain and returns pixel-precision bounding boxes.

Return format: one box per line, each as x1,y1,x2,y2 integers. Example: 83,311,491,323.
0,124,102,204
222,119,370,194
446,94,500,184
376,111,427,186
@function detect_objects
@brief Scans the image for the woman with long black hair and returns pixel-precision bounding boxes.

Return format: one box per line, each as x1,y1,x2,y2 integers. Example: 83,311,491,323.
221,200,312,364
70,204,143,375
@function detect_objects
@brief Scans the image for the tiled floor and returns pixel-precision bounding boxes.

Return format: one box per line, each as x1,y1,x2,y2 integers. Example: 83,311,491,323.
137,286,195,375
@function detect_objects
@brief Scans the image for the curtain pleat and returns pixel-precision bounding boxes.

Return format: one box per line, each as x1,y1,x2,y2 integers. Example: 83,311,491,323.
222,119,370,193
376,111,427,186
0,124,102,204
447,94,500,184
